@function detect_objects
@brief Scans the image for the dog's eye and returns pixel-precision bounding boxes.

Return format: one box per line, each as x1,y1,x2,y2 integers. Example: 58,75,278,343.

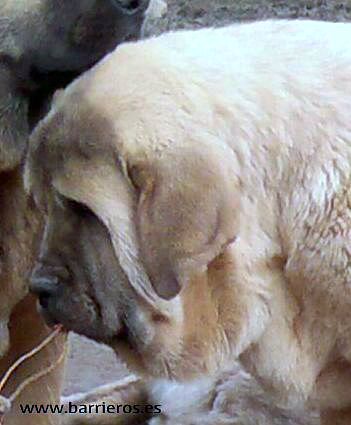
55,194,97,221
67,199,95,219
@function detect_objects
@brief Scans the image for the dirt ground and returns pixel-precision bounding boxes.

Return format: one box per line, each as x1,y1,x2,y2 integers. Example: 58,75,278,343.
64,0,351,403
143,0,351,36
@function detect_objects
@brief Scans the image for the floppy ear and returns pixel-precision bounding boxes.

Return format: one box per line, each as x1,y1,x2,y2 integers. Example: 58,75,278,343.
51,136,239,302
0,64,28,171
128,138,240,300
52,158,162,307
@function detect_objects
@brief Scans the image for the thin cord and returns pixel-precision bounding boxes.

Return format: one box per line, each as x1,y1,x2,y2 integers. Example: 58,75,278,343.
0,325,63,393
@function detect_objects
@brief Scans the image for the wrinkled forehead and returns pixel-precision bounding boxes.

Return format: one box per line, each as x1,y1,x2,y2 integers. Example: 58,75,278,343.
25,97,118,210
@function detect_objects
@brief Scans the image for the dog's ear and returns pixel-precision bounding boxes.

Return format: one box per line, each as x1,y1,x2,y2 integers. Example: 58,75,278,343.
0,64,28,171
50,135,239,302
51,157,163,307
128,137,240,300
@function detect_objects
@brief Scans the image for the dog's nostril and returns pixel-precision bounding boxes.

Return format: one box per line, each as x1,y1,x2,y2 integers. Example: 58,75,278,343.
39,292,50,309
111,0,142,13
127,0,140,9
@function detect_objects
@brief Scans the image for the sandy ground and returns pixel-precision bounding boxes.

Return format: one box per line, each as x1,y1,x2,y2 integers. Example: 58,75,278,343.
143,0,351,36
63,333,128,395
63,0,351,399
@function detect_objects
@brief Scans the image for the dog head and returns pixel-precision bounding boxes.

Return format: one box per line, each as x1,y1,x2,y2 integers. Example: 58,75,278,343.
0,0,149,171
26,47,240,379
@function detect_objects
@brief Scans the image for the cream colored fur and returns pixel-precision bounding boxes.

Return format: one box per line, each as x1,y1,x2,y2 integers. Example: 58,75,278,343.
148,366,320,425
26,20,351,424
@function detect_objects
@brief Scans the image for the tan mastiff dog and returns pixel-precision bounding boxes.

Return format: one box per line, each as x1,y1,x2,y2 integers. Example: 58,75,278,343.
0,0,149,423
27,21,351,425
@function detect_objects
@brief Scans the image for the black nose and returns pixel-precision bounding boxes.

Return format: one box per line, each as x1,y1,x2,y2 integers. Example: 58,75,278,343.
30,264,59,309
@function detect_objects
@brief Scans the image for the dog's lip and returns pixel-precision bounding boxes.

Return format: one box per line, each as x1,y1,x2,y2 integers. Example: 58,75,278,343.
109,320,135,351
115,321,129,341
